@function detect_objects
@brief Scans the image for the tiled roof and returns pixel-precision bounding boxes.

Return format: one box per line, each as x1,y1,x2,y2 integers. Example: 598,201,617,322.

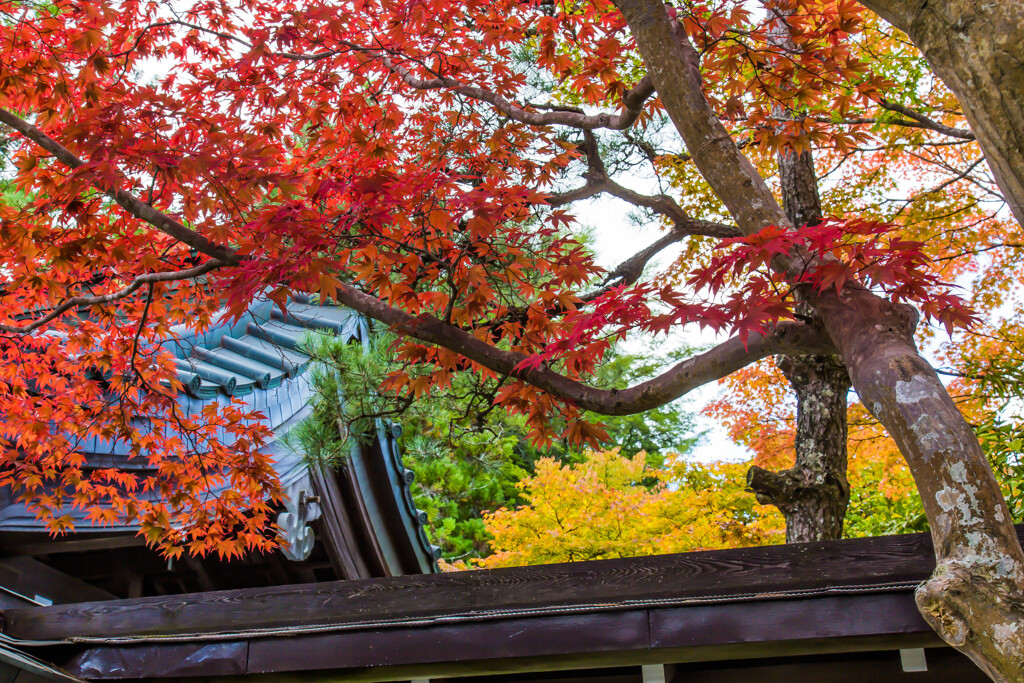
0,297,439,574
162,297,363,400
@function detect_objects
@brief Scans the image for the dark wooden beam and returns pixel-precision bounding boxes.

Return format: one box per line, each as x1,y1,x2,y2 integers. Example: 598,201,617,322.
308,465,372,580
57,592,954,681
660,649,986,683
0,533,145,557
0,529,957,642
0,557,116,606
239,593,935,675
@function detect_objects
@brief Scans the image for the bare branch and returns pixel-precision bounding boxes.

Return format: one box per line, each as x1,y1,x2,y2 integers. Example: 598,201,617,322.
549,131,740,239
814,113,976,140
597,228,692,287
893,157,986,217
877,101,976,141
332,279,836,414
0,261,224,335
375,58,654,131
472,223,700,335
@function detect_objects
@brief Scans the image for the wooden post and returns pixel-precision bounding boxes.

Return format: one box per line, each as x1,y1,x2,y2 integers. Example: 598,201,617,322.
900,649,928,672
641,664,667,683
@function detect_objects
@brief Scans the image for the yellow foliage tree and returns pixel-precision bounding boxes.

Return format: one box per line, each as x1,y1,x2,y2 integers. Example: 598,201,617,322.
479,449,783,568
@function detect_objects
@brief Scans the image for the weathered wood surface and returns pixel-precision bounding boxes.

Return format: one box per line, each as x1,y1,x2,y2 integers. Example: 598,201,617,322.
0,532,145,557
1,529,980,643
0,557,117,605
61,593,937,680
60,592,950,680
308,464,373,581
242,593,931,675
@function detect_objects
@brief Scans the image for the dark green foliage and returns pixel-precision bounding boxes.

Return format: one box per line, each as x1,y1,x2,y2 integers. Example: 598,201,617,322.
293,328,702,560
970,355,1024,523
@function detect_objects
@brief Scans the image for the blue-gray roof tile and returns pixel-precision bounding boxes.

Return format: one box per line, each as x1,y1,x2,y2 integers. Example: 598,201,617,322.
1,297,437,574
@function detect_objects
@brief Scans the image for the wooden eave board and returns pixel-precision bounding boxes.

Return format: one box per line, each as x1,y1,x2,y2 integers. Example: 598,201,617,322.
58,591,950,680
1,527,987,644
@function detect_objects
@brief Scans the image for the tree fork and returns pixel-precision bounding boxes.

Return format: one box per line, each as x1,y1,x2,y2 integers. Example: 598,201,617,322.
616,0,1024,676
769,140,854,544
747,353,851,543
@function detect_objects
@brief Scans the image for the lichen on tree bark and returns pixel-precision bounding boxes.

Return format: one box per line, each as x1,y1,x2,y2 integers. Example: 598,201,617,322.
748,353,851,543
615,0,1024,677
744,3,854,543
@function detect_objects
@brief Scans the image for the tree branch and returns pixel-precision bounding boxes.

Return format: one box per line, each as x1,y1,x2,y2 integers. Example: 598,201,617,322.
333,279,835,414
852,0,920,35
139,19,339,61
370,55,655,131
0,261,224,335
0,109,239,265
596,228,692,287
156,19,655,132
548,131,740,239
612,0,790,236
0,111,828,416
470,222,707,336
877,101,976,141
813,113,975,140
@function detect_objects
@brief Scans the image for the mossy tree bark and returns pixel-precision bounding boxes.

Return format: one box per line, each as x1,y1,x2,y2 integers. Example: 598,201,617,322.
748,354,851,543
745,5,853,544
615,0,1024,677
747,145,854,543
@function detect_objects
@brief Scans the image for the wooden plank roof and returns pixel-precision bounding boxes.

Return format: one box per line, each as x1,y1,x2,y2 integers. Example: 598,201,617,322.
1,529,945,643
2,529,1012,680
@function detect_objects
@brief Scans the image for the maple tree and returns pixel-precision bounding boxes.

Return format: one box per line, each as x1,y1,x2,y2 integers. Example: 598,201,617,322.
476,445,942,565
686,3,1017,543
698,5,1020,543
2,0,1024,677
851,0,1024,228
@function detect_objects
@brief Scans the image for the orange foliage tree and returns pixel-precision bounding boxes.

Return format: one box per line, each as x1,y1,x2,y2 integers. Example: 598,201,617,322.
696,10,1020,541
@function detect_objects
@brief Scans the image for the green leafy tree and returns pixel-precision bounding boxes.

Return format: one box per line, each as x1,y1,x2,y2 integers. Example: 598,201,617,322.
292,328,702,559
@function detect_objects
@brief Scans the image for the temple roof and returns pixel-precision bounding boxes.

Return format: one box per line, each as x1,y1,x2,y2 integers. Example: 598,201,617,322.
0,297,438,602
162,296,362,400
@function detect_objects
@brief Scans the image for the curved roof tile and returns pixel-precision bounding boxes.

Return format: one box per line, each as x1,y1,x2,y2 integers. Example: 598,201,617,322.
0,298,438,575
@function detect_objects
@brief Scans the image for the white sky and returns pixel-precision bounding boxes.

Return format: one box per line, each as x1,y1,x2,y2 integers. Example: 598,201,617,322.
579,195,753,463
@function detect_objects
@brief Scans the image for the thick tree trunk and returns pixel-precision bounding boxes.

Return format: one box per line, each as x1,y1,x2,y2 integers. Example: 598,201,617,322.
615,1,1024,677
778,149,821,229
857,0,1024,227
748,354,851,543
811,287,1024,682
748,146,854,542
745,5,854,543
